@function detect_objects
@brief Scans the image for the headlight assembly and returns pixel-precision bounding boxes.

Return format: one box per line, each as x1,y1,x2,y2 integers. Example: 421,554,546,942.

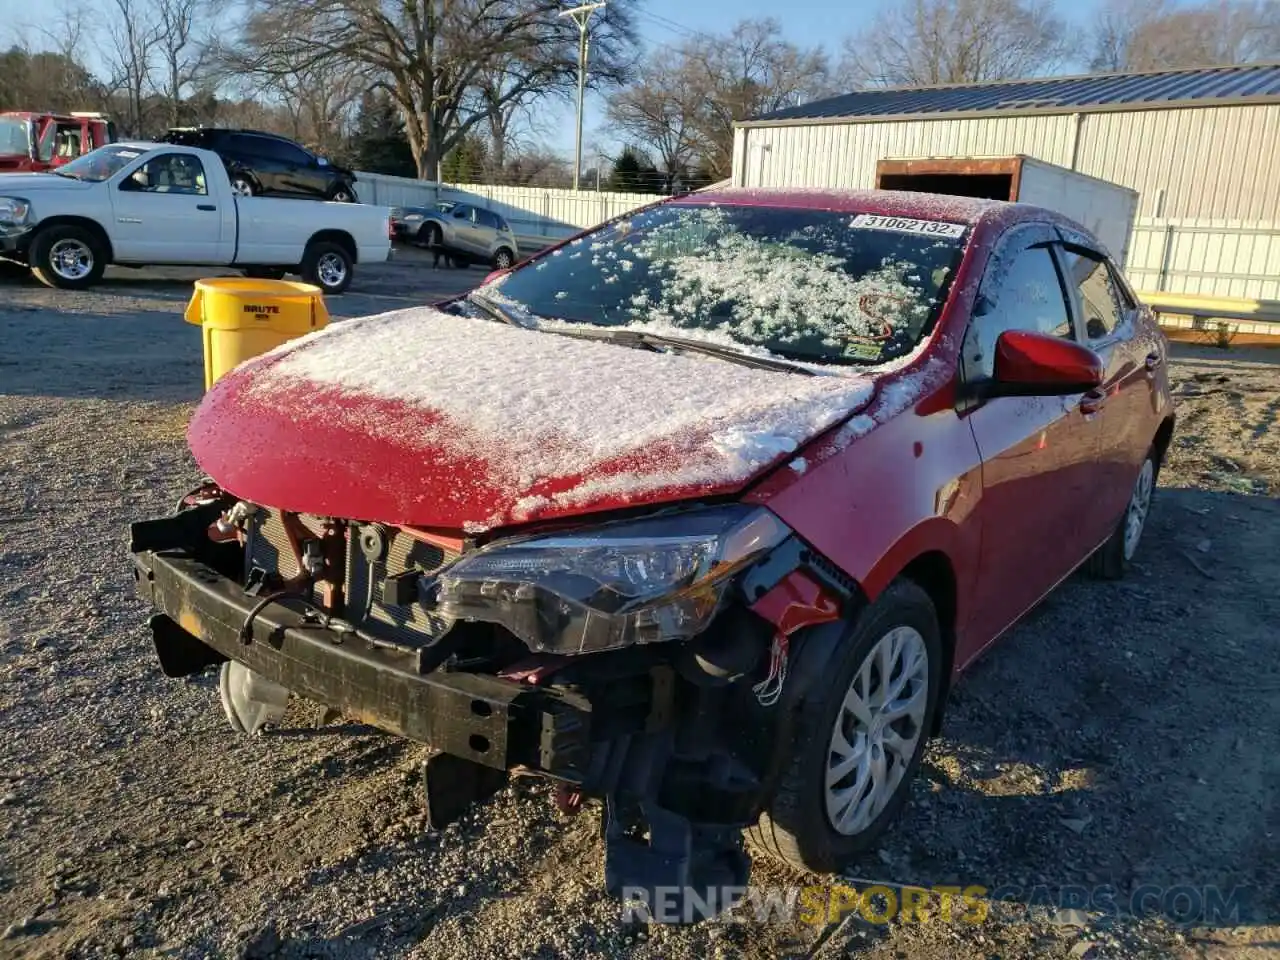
435,505,790,655
0,197,31,227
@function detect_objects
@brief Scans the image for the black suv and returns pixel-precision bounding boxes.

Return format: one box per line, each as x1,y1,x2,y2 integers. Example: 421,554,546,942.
161,128,359,202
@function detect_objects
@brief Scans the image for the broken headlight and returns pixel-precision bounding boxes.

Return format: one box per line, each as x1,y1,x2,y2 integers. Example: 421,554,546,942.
435,505,789,655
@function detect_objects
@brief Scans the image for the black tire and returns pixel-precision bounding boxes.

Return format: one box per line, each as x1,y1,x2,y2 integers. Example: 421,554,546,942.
493,246,516,270
242,266,288,281
329,184,357,203
748,578,944,875
300,240,353,295
418,223,443,249
1086,448,1158,580
29,224,107,290
230,174,258,198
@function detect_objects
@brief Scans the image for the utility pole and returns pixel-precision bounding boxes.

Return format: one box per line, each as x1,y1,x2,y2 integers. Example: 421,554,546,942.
560,1,605,191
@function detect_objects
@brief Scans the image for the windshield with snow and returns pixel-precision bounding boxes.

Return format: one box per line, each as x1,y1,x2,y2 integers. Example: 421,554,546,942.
0,118,31,157
489,203,968,366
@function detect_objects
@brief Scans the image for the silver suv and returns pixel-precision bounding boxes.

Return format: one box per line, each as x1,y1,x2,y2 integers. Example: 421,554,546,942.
391,201,519,269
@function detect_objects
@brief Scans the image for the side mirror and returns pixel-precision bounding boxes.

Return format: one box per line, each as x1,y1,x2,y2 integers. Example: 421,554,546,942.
989,330,1104,397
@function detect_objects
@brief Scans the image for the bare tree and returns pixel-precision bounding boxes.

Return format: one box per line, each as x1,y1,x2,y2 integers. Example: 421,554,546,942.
236,0,638,180
219,25,366,153
685,19,831,178
153,0,221,126
1090,0,1280,72
98,0,163,135
606,49,704,190
839,0,1067,87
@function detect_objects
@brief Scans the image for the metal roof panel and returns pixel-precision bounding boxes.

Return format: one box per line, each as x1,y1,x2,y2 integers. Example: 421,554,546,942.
753,63,1280,123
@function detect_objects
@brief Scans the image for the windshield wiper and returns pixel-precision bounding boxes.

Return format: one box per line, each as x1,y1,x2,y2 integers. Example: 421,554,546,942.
465,291,526,328
545,326,815,375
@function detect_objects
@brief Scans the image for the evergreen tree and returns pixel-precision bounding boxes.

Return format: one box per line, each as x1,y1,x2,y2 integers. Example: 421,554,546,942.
346,92,416,177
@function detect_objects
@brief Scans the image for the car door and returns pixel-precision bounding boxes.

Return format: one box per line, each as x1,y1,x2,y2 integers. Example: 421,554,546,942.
237,134,287,194
447,204,480,253
1057,242,1156,544
269,139,326,197
959,225,1103,645
110,152,226,262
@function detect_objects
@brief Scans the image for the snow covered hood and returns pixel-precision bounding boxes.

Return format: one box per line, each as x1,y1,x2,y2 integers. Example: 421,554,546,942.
188,307,876,531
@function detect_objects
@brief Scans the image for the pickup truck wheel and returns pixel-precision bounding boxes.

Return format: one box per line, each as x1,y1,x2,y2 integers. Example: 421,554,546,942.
748,579,943,875
30,225,106,290
301,241,352,295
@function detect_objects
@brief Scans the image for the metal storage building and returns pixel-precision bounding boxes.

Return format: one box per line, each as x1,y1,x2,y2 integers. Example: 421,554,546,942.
732,63,1280,300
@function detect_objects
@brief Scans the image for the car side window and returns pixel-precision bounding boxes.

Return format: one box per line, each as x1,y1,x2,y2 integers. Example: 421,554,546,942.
452,205,471,220
475,209,495,229
1062,249,1127,341
122,154,208,196
962,244,1073,382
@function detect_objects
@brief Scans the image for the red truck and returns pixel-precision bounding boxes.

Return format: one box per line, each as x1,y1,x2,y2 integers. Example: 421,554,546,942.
0,111,116,172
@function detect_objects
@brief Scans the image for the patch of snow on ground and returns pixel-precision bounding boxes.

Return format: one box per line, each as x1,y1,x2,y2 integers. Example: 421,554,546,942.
249,307,876,524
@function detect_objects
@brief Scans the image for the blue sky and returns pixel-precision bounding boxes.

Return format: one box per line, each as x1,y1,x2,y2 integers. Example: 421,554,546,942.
555,0,1108,161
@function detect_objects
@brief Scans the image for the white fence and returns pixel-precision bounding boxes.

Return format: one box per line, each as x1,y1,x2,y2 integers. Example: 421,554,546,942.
354,170,659,249
356,171,1280,303
1127,218,1280,301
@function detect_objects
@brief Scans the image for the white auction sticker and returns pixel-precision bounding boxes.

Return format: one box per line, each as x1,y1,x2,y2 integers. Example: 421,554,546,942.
850,214,966,238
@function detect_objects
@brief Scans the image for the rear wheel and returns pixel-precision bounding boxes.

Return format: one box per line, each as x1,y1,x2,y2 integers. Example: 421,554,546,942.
30,224,106,290
493,247,515,270
230,175,258,198
329,185,356,203
301,240,353,295
1086,449,1157,580
749,579,943,874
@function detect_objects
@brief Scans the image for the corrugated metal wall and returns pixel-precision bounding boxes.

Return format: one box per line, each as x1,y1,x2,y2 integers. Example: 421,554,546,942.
733,104,1280,297
734,105,1280,220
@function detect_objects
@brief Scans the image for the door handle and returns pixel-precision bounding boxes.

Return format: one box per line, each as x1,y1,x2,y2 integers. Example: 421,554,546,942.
1145,350,1162,371
1079,389,1108,415
197,204,216,211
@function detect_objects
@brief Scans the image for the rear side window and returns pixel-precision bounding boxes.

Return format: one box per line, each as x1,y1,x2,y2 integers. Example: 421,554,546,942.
963,244,1072,381
1063,249,1127,340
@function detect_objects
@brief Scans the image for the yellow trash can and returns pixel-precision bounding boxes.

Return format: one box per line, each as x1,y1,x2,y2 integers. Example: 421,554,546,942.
184,278,329,390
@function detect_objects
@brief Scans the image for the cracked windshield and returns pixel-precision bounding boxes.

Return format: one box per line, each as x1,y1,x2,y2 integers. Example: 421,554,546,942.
489,204,968,365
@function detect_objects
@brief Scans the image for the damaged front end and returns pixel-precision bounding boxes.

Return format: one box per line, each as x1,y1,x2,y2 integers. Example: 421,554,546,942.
129,483,857,919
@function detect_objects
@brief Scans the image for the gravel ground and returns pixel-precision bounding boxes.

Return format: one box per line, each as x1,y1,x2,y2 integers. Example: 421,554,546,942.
1,264,1278,960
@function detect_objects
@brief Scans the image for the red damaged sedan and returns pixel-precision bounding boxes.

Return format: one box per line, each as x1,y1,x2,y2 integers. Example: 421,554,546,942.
129,188,1175,915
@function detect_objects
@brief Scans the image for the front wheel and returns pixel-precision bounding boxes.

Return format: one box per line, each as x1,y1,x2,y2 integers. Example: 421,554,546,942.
30,224,106,290
1086,450,1157,580
329,185,357,203
493,247,515,270
300,240,353,295
749,578,943,874
230,175,258,198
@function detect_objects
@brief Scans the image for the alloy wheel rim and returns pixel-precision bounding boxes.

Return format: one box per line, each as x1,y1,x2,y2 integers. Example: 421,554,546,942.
825,625,929,836
333,191,352,202
496,250,512,268
49,239,93,280
232,179,253,197
1123,459,1155,560
317,252,347,288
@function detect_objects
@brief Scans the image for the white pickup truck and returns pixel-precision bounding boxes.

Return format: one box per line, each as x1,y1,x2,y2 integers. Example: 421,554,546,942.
0,142,393,294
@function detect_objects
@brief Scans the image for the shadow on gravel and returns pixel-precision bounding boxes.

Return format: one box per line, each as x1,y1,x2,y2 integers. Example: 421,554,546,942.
811,486,1280,939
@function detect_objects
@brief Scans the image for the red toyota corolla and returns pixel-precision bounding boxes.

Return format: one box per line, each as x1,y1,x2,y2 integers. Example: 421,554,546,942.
130,188,1174,917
